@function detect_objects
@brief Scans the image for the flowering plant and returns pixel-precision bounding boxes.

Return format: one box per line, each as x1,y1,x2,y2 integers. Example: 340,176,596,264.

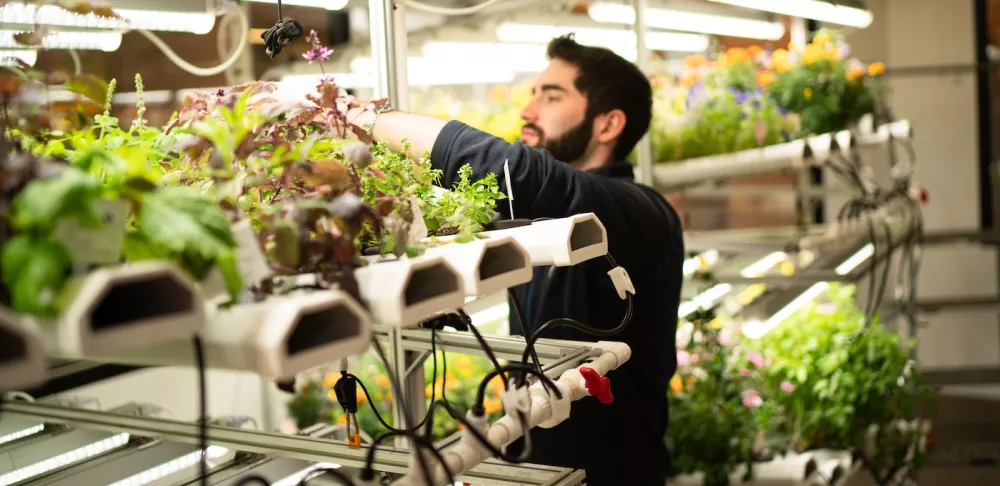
667,305,783,486
766,29,885,135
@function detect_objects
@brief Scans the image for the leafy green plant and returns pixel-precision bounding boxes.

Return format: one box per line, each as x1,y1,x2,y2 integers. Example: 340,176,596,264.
425,164,504,239
752,283,933,483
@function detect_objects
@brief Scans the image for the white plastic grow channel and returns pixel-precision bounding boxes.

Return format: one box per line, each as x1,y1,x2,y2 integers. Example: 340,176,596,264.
0,306,47,392
422,236,532,297
21,261,206,358
355,254,466,327
100,290,372,379
486,213,609,267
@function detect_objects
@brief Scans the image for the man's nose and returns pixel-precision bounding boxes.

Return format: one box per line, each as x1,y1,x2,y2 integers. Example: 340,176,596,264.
520,100,538,122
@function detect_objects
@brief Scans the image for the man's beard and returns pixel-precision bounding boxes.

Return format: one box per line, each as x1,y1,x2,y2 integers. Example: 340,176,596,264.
522,116,594,164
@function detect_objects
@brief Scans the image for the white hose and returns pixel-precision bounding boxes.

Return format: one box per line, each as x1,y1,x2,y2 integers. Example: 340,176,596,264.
136,8,249,77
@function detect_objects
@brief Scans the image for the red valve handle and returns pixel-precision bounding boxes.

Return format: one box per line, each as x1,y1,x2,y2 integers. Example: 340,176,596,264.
579,367,613,404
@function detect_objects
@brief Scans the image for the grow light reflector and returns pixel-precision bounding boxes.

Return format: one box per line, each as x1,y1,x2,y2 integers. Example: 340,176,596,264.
495,23,710,54
742,243,875,339
588,3,785,40
0,432,131,484
106,446,229,486
0,424,44,446
0,30,122,51
707,0,874,28
0,3,216,35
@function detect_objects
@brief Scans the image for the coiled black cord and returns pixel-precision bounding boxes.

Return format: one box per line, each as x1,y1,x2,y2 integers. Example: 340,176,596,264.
260,0,303,58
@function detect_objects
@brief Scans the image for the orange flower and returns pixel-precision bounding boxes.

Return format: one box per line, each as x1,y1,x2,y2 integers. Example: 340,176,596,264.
375,375,390,388
746,45,764,59
684,54,707,68
713,54,729,70
336,414,347,425
726,47,750,64
356,388,367,403
846,66,865,81
488,84,509,104
756,70,776,88
680,72,697,88
324,372,338,388
868,61,886,76
669,375,683,393
328,389,337,401
483,398,503,414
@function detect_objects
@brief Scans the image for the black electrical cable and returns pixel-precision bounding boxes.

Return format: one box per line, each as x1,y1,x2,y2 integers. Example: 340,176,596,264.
193,335,208,486
234,476,271,486
296,466,357,485
424,399,534,463
506,289,540,373
260,0,303,58
474,364,562,413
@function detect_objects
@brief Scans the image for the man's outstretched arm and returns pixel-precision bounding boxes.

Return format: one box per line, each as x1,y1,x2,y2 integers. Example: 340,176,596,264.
348,109,449,161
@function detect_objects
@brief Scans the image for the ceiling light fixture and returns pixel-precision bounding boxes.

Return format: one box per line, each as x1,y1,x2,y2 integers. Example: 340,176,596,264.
495,23,710,53
0,3,216,35
588,2,785,40
0,30,122,51
707,0,873,28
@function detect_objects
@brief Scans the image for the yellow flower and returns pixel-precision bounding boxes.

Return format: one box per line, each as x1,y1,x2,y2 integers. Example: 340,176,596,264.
483,398,503,414
709,318,723,329
669,375,683,393
336,414,347,425
385,391,392,402
802,44,821,65
868,61,886,76
327,389,337,401
822,47,840,61
454,356,474,377
375,375,390,388
488,84,509,104
812,31,831,47
756,70,776,88
779,260,796,276
803,87,813,100
324,372,338,388
846,66,865,81
680,72,697,88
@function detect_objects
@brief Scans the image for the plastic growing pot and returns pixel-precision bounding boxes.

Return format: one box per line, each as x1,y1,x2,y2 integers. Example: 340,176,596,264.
0,306,47,392
99,290,372,378
488,213,608,267
24,261,206,358
422,236,532,297
354,254,465,327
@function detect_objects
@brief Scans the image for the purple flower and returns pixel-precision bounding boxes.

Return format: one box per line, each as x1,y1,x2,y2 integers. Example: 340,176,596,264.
306,30,320,45
303,46,334,63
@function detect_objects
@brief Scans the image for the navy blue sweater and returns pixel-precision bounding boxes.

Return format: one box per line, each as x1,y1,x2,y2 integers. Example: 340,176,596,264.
431,121,682,485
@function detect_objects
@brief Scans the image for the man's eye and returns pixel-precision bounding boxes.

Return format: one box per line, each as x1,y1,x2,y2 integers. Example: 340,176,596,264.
546,96,560,103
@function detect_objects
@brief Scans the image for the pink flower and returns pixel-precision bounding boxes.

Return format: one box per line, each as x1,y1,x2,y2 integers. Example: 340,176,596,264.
780,381,795,392
742,389,763,408
739,369,751,377
693,331,704,343
747,351,764,368
306,30,320,45
718,328,733,346
303,46,334,63
677,351,691,366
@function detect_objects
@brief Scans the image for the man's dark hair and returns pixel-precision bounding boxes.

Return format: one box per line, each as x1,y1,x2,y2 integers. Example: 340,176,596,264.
546,34,653,161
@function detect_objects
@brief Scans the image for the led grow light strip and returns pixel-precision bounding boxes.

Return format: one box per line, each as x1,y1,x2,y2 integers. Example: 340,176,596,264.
106,446,229,486
707,0,873,28
0,424,44,446
271,462,342,486
0,432,130,484
0,30,121,51
742,243,875,339
0,3,216,35
678,250,790,319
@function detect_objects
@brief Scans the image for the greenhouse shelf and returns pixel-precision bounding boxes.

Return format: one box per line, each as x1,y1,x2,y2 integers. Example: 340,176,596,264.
0,391,587,485
18,261,206,359
649,120,912,190
429,213,609,267
96,290,372,379
422,236,533,297
355,254,466,327
0,306,47,392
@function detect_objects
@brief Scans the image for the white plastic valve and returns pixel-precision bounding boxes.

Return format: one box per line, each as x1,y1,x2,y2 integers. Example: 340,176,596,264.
534,381,571,429
500,381,531,417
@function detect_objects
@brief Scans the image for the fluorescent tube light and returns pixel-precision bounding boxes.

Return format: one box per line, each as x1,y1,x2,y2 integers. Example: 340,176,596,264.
0,433,131,484
0,424,44,445
421,42,549,72
0,3,216,35
588,3,785,40
708,0,873,28
107,446,229,486
0,49,37,67
495,23,710,53
243,0,348,10
284,56,517,88
0,30,122,51
742,243,876,339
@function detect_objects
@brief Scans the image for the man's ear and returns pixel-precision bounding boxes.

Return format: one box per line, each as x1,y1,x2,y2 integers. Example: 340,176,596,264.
593,109,627,144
